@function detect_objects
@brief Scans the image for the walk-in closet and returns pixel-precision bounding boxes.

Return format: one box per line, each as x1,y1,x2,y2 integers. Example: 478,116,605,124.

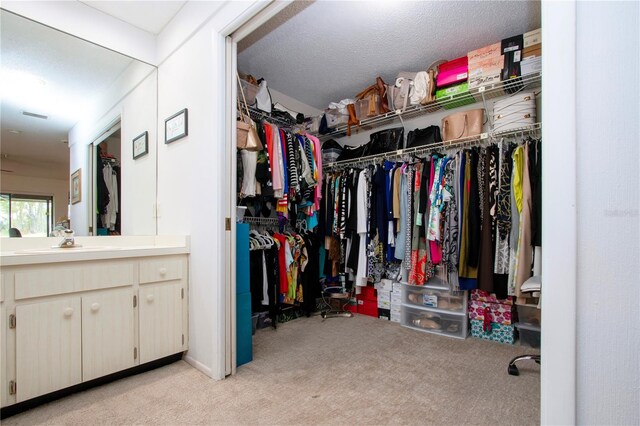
233,1,543,396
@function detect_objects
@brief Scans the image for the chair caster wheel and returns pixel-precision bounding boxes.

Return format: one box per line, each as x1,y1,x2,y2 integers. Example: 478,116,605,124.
508,365,520,376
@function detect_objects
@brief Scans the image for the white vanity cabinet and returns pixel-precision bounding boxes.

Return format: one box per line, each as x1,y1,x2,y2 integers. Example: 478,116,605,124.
0,251,189,409
15,296,82,402
138,256,188,363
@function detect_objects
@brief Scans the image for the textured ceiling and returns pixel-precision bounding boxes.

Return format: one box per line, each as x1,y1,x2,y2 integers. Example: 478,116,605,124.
238,0,541,109
0,10,136,168
79,1,187,35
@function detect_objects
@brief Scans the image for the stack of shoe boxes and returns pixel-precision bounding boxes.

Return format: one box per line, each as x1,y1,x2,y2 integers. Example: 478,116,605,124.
391,282,402,323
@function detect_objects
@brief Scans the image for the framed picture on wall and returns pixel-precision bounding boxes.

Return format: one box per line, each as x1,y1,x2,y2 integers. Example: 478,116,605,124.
71,169,81,204
165,108,188,144
133,131,149,159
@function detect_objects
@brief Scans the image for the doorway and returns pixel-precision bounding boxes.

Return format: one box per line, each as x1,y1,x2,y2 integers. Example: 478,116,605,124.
89,120,121,236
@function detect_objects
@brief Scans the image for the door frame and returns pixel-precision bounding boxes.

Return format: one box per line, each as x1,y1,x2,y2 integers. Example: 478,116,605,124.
89,119,121,236
221,4,578,423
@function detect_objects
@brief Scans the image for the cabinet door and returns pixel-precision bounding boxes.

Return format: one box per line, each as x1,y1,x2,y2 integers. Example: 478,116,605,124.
82,288,135,381
16,297,82,402
139,281,183,363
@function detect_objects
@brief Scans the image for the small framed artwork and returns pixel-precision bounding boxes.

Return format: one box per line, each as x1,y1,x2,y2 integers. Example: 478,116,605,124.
165,108,188,144
133,131,149,159
71,169,81,204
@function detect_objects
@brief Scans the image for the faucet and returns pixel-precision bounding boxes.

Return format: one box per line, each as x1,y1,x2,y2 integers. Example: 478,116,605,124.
59,229,75,248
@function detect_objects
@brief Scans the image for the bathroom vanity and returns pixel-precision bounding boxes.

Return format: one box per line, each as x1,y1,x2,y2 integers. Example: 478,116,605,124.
0,236,189,409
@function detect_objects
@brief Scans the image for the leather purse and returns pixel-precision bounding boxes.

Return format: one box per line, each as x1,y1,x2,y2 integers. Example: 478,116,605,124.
406,125,442,148
237,73,263,151
442,108,485,141
367,127,404,155
336,144,368,162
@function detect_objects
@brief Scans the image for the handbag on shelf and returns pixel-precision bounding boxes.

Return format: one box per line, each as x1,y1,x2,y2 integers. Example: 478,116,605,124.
255,79,272,113
421,60,447,105
406,125,442,148
387,72,416,112
336,144,368,162
355,84,379,118
441,108,485,142
367,127,404,155
237,73,263,152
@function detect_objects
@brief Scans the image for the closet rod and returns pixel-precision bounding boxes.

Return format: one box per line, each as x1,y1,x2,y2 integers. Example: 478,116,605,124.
324,122,541,171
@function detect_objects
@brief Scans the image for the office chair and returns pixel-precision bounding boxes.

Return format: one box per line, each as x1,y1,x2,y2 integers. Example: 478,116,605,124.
508,275,541,376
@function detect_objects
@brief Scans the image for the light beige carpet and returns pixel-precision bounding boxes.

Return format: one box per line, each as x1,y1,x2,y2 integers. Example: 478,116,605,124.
3,315,539,425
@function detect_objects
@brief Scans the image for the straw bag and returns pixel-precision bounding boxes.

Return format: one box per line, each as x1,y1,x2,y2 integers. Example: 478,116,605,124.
237,74,263,151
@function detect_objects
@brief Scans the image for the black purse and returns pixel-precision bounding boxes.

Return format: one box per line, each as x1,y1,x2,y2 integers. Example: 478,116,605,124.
406,125,442,148
367,127,404,155
336,144,368,162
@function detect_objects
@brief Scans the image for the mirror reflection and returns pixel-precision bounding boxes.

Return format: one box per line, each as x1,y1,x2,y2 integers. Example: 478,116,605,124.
0,9,157,237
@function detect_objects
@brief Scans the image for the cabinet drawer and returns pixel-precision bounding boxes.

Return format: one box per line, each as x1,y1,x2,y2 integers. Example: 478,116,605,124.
402,283,467,314
139,256,185,284
14,261,134,300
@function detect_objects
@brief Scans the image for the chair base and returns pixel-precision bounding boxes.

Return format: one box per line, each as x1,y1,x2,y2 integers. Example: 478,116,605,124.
508,354,541,376
320,311,354,319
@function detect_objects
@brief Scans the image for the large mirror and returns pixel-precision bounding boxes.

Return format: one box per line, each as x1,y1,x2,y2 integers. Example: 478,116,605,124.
0,9,157,238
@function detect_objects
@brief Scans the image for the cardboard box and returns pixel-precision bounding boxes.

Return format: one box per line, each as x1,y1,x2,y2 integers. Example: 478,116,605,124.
437,56,468,88
357,298,378,317
523,44,542,59
468,55,504,78
468,300,515,325
378,308,391,320
377,290,391,302
467,42,502,64
524,28,541,48
377,299,391,309
359,285,377,301
375,279,394,293
471,289,514,305
436,82,475,109
470,319,516,344
501,34,523,54
521,57,541,76
469,72,502,90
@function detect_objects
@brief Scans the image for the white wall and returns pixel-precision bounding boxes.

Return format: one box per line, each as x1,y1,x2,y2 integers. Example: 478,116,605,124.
0,174,68,223
574,1,639,424
156,0,264,380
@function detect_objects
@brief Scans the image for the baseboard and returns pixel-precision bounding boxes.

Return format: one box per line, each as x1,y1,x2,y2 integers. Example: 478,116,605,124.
184,355,213,378
1,353,183,419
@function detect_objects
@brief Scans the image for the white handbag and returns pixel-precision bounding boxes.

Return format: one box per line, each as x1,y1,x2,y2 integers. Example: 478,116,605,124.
493,92,536,132
255,80,272,113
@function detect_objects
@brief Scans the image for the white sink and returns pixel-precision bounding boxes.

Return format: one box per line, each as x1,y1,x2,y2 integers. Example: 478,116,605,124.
15,246,122,254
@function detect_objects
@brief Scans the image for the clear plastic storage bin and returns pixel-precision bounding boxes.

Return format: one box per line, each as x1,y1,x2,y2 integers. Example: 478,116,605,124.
515,322,541,348
402,283,467,314
516,304,541,327
401,304,468,339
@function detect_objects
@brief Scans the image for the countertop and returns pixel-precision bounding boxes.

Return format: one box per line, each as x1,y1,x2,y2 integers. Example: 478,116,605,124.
0,236,189,266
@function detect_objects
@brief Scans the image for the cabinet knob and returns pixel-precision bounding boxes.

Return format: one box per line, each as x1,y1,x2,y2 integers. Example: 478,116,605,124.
91,302,100,312
63,307,74,317
147,294,154,302
159,267,167,276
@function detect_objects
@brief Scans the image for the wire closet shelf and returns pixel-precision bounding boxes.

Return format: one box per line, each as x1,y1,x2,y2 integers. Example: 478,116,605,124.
241,216,307,230
317,71,542,141
323,122,542,171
